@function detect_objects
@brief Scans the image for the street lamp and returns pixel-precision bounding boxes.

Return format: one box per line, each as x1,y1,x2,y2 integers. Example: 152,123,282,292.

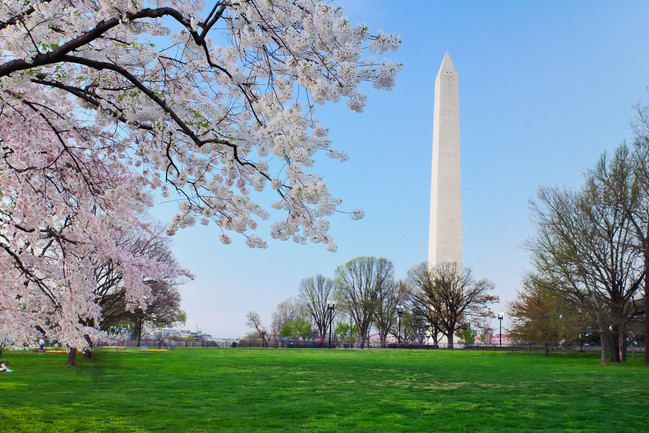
261,328,267,348
497,312,504,348
327,302,336,349
396,305,404,346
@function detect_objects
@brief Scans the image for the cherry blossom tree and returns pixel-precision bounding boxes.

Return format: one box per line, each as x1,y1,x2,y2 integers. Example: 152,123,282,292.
0,1,400,355
94,224,191,351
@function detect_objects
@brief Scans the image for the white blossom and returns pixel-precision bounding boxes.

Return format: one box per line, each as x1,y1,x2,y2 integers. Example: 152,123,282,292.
351,208,366,220
0,0,400,349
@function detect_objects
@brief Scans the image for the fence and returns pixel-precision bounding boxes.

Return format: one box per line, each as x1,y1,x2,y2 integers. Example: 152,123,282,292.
235,339,645,353
98,338,645,353
100,339,232,348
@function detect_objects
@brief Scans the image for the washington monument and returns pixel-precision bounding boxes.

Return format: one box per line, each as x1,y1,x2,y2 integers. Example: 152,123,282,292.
428,52,462,266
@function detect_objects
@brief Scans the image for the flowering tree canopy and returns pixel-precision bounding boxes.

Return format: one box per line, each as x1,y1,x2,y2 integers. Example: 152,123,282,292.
0,1,400,349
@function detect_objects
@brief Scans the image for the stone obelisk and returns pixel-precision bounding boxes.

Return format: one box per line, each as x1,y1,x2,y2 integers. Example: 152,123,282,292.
428,52,462,266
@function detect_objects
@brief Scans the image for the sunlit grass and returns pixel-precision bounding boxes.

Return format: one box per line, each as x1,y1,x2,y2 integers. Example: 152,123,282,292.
0,348,647,432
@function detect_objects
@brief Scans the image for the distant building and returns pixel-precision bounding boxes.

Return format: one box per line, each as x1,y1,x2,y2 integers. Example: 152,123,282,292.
476,334,513,346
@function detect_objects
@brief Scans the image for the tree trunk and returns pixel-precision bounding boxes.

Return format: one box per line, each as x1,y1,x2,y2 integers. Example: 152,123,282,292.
645,247,649,364
585,291,608,366
544,343,550,357
600,329,608,367
447,321,455,349
619,328,627,362
447,331,454,349
83,335,93,360
609,330,620,363
136,316,143,347
592,301,608,366
65,348,78,366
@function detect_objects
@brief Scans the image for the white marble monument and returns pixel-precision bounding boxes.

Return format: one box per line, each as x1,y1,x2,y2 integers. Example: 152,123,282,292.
428,52,462,266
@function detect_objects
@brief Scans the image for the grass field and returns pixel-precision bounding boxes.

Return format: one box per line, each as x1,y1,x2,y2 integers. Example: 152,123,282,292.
0,348,647,432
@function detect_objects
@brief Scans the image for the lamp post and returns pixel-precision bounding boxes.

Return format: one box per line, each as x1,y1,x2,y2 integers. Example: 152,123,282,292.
396,305,404,346
497,312,504,348
327,302,336,349
261,328,267,348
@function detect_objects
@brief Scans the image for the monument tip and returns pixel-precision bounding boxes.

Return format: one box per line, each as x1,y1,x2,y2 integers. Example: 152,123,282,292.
438,52,456,76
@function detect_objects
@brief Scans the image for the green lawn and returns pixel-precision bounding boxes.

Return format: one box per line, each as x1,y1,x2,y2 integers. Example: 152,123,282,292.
0,348,647,432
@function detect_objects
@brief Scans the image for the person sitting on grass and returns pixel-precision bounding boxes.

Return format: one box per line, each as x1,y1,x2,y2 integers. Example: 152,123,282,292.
0,363,13,372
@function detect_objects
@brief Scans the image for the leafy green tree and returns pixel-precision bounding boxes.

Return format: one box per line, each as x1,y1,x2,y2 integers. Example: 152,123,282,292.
454,324,478,345
507,275,586,356
334,319,359,347
280,319,312,341
271,297,303,337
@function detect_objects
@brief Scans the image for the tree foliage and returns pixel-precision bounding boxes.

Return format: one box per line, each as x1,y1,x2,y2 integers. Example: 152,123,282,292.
0,1,400,352
507,275,585,356
279,318,312,341
95,225,190,341
454,324,478,345
271,297,303,337
334,318,359,346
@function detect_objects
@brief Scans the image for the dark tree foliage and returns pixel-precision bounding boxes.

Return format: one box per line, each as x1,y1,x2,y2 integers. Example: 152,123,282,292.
508,274,586,356
94,226,189,348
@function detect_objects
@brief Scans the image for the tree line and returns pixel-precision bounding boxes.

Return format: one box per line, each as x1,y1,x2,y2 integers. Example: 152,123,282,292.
246,257,498,349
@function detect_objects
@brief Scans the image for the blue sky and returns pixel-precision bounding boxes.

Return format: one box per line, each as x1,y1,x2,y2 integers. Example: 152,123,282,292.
157,0,649,337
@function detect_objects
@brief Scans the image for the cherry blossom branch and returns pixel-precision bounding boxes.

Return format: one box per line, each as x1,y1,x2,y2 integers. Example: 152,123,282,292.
0,7,192,77
0,0,52,32
30,77,153,131
1,243,60,308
